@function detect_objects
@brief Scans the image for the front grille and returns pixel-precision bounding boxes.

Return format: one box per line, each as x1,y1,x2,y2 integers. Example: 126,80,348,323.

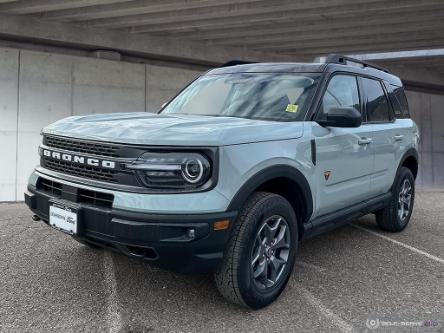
44,135,119,158
78,188,114,208
39,178,62,196
41,134,144,186
44,159,117,183
37,178,114,209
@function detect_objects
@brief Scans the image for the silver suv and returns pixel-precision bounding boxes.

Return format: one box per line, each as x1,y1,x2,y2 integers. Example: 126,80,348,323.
25,55,419,309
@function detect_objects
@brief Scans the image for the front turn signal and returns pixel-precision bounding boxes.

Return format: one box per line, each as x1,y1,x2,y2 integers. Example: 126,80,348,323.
213,220,230,231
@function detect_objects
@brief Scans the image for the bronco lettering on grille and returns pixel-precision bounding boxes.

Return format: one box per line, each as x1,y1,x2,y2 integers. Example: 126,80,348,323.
42,149,116,169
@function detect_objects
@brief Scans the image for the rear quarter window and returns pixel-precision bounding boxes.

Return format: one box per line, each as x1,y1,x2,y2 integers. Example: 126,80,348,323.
388,84,410,119
394,87,410,118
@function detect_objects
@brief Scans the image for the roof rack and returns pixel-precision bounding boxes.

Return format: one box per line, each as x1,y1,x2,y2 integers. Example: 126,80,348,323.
325,54,390,73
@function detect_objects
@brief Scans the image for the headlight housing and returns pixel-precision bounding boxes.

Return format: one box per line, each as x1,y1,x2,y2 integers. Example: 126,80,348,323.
127,151,213,191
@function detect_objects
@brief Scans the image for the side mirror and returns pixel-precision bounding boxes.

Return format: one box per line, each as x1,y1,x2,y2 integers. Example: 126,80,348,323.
317,106,362,128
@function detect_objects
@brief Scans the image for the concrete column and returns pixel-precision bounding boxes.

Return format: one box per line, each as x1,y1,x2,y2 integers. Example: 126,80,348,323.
0,48,19,201
16,51,73,199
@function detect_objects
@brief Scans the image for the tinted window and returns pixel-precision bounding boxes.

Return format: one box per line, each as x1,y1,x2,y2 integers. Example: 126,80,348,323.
321,75,360,116
362,78,391,122
385,83,402,117
393,87,410,117
386,84,410,118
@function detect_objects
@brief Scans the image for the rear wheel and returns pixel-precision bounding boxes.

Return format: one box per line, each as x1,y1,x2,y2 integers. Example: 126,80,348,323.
375,167,415,232
215,192,298,309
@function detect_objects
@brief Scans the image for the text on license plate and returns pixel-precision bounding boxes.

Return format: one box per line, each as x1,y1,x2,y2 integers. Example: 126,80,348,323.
49,204,77,234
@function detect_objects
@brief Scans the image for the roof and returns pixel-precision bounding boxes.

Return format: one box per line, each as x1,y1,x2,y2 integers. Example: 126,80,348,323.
208,63,327,74
207,62,403,86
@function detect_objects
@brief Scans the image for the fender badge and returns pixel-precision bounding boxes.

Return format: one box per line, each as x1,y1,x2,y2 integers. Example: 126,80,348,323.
324,171,331,181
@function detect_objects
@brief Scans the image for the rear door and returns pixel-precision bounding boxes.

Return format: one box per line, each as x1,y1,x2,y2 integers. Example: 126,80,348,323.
312,74,374,218
359,77,399,196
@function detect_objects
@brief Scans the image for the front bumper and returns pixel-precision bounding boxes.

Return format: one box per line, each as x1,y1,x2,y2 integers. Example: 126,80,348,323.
25,185,237,274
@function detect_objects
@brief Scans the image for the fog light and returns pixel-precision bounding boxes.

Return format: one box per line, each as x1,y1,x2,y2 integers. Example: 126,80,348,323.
187,228,195,239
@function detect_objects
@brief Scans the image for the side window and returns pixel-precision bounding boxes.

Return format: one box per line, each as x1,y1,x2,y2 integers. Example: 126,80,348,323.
362,78,391,122
385,83,402,117
321,75,360,116
393,87,410,118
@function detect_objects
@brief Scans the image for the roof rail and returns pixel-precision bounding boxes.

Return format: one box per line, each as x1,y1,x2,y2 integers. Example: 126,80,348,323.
221,60,254,67
325,54,390,73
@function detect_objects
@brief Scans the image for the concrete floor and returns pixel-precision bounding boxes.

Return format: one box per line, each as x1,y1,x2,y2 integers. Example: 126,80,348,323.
0,192,442,333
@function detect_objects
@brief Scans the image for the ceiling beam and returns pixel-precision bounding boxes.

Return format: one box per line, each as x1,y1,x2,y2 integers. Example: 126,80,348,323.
0,0,133,14
285,39,444,57
349,49,444,61
0,14,289,66
39,0,262,21
111,0,444,33
176,10,444,43
212,22,444,47
252,32,444,52
88,0,416,29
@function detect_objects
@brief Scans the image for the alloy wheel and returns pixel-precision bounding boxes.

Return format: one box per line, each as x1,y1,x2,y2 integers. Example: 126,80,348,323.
398,179,412,221
250,215,291,290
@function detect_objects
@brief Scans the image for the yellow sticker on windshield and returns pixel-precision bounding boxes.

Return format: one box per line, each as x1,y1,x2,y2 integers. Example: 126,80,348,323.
285,104,298,113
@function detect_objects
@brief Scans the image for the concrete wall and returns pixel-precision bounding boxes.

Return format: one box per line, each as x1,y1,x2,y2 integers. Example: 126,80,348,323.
0,48,19,201
385,64,444,189
407,91,444,188
0,47,201,201
146,65,201,113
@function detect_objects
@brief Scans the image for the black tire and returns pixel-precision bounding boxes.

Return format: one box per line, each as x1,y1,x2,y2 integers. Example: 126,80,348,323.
71,236,103,250
215,191,298,309
375,167,415,232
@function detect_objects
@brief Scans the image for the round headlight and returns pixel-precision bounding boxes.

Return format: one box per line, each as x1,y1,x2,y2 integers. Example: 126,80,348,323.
182,158,204,183
128,151,212,190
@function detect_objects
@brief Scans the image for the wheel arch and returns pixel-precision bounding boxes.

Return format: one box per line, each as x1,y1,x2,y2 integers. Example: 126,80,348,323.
227,165,313,239
397,148,419,180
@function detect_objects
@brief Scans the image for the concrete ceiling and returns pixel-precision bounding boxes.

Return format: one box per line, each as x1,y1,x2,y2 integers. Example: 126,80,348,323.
0,0,443,69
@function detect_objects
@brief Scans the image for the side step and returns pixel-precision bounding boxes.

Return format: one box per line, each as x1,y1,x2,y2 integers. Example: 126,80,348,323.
302,192,392,240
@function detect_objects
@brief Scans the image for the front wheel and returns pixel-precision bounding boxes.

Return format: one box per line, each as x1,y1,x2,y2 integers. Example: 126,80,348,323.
375,167,415,232
215,192,298,309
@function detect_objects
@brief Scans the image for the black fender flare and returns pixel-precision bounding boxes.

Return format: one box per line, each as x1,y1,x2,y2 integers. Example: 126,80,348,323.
392,148,419,189
227,165,313,223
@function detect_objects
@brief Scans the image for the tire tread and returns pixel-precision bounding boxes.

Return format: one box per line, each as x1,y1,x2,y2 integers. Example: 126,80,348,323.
375,167,415,232
215,192,292,307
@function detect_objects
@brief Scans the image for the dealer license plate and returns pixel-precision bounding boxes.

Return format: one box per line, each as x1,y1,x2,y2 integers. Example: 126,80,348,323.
49,202,78,235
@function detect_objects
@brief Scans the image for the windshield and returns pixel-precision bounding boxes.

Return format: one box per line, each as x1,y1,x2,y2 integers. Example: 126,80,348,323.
160,73,321,121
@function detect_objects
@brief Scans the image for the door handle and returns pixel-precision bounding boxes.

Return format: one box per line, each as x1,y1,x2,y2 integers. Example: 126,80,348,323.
394,134,404,142
358,137,372,145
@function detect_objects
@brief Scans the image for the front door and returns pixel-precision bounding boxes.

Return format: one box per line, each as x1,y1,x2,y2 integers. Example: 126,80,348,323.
312,74,374,218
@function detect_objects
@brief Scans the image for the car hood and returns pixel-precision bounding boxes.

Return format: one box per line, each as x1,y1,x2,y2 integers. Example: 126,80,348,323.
43,112,304,146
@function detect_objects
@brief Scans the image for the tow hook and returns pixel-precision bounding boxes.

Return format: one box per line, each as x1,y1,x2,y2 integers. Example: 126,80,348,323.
32,215,41,221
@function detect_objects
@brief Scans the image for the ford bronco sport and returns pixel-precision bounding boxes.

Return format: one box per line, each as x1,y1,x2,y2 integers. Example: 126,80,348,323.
25,54,419,309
